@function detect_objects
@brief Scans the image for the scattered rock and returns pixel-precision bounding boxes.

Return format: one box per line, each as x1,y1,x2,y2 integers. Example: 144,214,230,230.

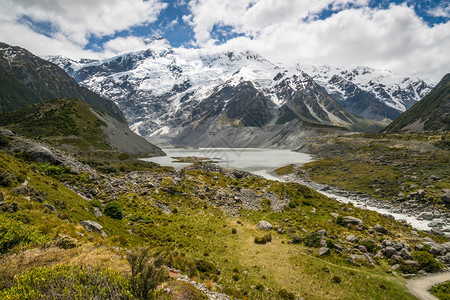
93,207,102,217
43,203,57,211
257,220,273,230
318,247,330,256
346,235,358,243
80,220,107,237
419,212,434,220
373,224,388,235
343,216,364,227
383,246,397,258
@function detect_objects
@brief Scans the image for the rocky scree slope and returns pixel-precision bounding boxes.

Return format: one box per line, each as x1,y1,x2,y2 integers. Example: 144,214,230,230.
47,39,432,147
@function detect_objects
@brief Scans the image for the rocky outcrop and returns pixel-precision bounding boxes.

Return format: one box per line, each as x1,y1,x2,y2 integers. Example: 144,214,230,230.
257,220,273,230
80,220,107,237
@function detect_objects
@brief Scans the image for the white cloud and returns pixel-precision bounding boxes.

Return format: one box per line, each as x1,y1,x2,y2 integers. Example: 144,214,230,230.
184,1,450,81
427,3,450,18
0,0,167,58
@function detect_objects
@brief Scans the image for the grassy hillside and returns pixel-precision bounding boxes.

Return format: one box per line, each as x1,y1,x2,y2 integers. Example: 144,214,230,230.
384,73,450,132
0,42,126,124
0,142,439,299
0,98,164,158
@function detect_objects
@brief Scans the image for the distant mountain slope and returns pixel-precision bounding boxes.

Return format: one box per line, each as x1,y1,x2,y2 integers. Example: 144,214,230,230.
302,65,433,122
0,98,164,156
0,42,126,124
383,74,450,132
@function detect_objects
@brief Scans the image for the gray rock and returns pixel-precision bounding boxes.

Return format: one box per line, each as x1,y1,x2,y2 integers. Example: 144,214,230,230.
28,144,57,164
425,242,444,256
350,254,374,265
0,129,14,136
431,228,445,236
373,224,388,235
441,191,450,204
343,216,364,227
404,260,420,269
400,249,412,260
80,220,107,237
382,239,393,247
346,235,359,243
419,212,434,220
391,264,400,270
317,229,327,237
318,247,330,256
43,203,57,211
93,207,102,217
257,220,273,230
443,253,450,264
383,246,397,258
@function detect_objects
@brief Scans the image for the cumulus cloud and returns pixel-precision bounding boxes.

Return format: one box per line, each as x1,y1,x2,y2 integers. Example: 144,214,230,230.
0,0,167,58
184,0,450,81
427,3,450,18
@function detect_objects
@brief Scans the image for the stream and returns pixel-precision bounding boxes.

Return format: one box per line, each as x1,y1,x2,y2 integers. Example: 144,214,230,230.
144,148,447,233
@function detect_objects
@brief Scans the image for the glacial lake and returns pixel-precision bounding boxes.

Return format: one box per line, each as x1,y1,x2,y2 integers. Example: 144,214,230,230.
142,148,314,180
144,148,443,232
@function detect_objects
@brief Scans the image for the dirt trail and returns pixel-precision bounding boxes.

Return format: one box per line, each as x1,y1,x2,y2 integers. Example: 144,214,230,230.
407,271,450,300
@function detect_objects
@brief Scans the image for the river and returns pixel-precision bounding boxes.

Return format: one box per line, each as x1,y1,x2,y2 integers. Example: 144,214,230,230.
143,148,442,232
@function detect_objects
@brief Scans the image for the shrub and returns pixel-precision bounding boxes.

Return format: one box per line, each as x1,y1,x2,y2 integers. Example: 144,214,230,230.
195,259,215,273
430,281,450,300
0,215,50,253
255,283,264,291
232,274,240,281
326,239,335,249
231,228,237,234
0,170,16,187
104,201,123,219
304,232,322,248
127,248,168,299
278,289,296,299
359,239,378,253
412,251,443,272
0,265,133,299
264,233,272,242
0,134,9,147
331,276,342,283
291,236,302,244
254,236,267,244
336,215,345,226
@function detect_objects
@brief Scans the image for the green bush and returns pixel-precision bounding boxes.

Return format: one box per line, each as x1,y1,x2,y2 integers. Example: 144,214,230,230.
254,236,267,244
0,134,9,147
326,239,335,249
0,215,50,253
127,248,168,299
0,264,133,299
104,201,123,220
359,239,378,253
336,215,345,226
331,275,342,283
195,259,216,273
231,228,237,234
412,251,443,272
0,170,16,187
430,281,450,300
304,232,322,248
278,289,296,299
291,236,302,244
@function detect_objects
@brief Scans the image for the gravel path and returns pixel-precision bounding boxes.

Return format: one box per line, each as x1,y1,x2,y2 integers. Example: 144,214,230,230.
407,272,450,300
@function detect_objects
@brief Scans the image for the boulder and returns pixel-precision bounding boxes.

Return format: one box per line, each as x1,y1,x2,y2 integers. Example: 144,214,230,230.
80,220,107,237
317,229,327,237
441,191,450,204
43,203,57,211
383,246,397,258
318,247,330,256
419,212,434,220
373,224,388,235
350,254,374,265
346,235,359,243
343,216,364,227
93,207,102,217
257,220,273,230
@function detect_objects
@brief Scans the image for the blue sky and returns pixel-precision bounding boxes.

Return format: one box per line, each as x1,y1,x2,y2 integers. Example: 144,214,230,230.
0,0,448,80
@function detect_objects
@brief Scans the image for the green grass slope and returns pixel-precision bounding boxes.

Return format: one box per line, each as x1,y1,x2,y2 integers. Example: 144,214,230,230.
0,98,164,156
384,73,450,132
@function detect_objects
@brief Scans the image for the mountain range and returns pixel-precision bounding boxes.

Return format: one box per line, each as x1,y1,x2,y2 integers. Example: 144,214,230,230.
47,38,434,148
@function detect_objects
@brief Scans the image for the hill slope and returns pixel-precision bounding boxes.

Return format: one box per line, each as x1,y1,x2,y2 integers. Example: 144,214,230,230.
384,73,450,132
0,42,126,124
0,98,164,156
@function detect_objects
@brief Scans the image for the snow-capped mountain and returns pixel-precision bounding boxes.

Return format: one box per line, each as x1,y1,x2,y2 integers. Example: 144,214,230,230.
47,39,433,148
301,65,433,121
